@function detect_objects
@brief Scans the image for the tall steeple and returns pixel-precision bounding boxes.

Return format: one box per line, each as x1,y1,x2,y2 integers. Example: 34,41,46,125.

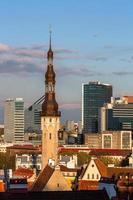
42,31,60,117
32,34,71,192
41,32,61,169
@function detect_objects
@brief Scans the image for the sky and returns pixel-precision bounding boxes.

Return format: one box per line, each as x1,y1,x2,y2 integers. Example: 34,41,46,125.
0,0,133,122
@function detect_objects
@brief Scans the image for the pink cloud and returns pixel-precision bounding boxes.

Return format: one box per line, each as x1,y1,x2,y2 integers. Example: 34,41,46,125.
0,44,10,52
59,103,81,109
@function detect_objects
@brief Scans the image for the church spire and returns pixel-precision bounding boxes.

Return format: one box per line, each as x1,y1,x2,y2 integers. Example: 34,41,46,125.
42,32,60,117
49,28,52,50
47,28,53,65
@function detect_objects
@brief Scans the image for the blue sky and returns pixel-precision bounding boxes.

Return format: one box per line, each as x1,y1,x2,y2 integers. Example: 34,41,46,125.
0,0,133,121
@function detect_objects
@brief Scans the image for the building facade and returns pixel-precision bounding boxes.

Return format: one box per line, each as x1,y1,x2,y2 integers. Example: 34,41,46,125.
99,100,133,132
82,81,112,133
25,103,42,133
4,98,24,143
16,154,42,170
85,130,132,150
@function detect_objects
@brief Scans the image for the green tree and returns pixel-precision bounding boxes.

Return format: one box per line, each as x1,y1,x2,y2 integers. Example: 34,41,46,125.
77,152,91,166
0,152,15,169
99,156,120,166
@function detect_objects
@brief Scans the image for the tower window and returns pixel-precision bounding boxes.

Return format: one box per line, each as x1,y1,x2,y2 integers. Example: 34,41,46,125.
49,133,52,139
50,118,52,122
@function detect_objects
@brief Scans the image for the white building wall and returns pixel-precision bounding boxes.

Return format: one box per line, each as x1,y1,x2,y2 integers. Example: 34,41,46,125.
98,107,106,133
82,159,101,181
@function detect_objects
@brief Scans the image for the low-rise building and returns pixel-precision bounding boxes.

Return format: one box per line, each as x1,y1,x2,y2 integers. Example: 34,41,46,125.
78,156,133,192
85,130,132,150
16,154,41,170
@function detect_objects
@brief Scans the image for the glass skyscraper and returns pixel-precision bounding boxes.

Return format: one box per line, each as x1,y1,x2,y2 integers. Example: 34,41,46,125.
82,81,112,133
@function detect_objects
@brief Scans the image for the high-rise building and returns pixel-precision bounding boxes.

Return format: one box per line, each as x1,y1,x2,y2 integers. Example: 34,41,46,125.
82,81,112,133
4,98,24,143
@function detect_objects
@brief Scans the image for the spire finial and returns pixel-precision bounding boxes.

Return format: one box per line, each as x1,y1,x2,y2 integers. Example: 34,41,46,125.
49,25,52,50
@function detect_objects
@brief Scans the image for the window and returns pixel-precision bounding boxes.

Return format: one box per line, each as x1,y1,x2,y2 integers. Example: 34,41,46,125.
122,132,130,149
92,174,94,179
21,156,27,163
73,173,75,177
57,183,59,187
49,133,51,139
50,118,52,122
87,174,90,179
104,135,111,148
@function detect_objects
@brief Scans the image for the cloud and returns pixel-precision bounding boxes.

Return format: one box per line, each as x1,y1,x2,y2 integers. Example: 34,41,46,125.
0,43,81,75
92,34,99,38
14,49,44,59
86,55,107,61
60,102,81,109
0,44,10,52
57,66,101,77
113,71,133,76
55,49,77,54
0,59,43,75
104,45,113,49
0,43,107,77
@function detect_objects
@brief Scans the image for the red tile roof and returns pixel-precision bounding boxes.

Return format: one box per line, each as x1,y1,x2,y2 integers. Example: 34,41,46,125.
59,148,131,156
95,159,108,177
7,144,40,150
60,165,80,172
79,180,98,190
13,168,34,179
107,167,133,177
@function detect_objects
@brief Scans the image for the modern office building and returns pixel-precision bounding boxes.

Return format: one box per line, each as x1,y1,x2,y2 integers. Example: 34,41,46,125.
4,98,24,143
82,81,112,133
99,98,133,132
24,96,44,133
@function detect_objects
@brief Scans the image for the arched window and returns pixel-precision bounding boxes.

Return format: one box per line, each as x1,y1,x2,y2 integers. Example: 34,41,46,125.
50,118,52,122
